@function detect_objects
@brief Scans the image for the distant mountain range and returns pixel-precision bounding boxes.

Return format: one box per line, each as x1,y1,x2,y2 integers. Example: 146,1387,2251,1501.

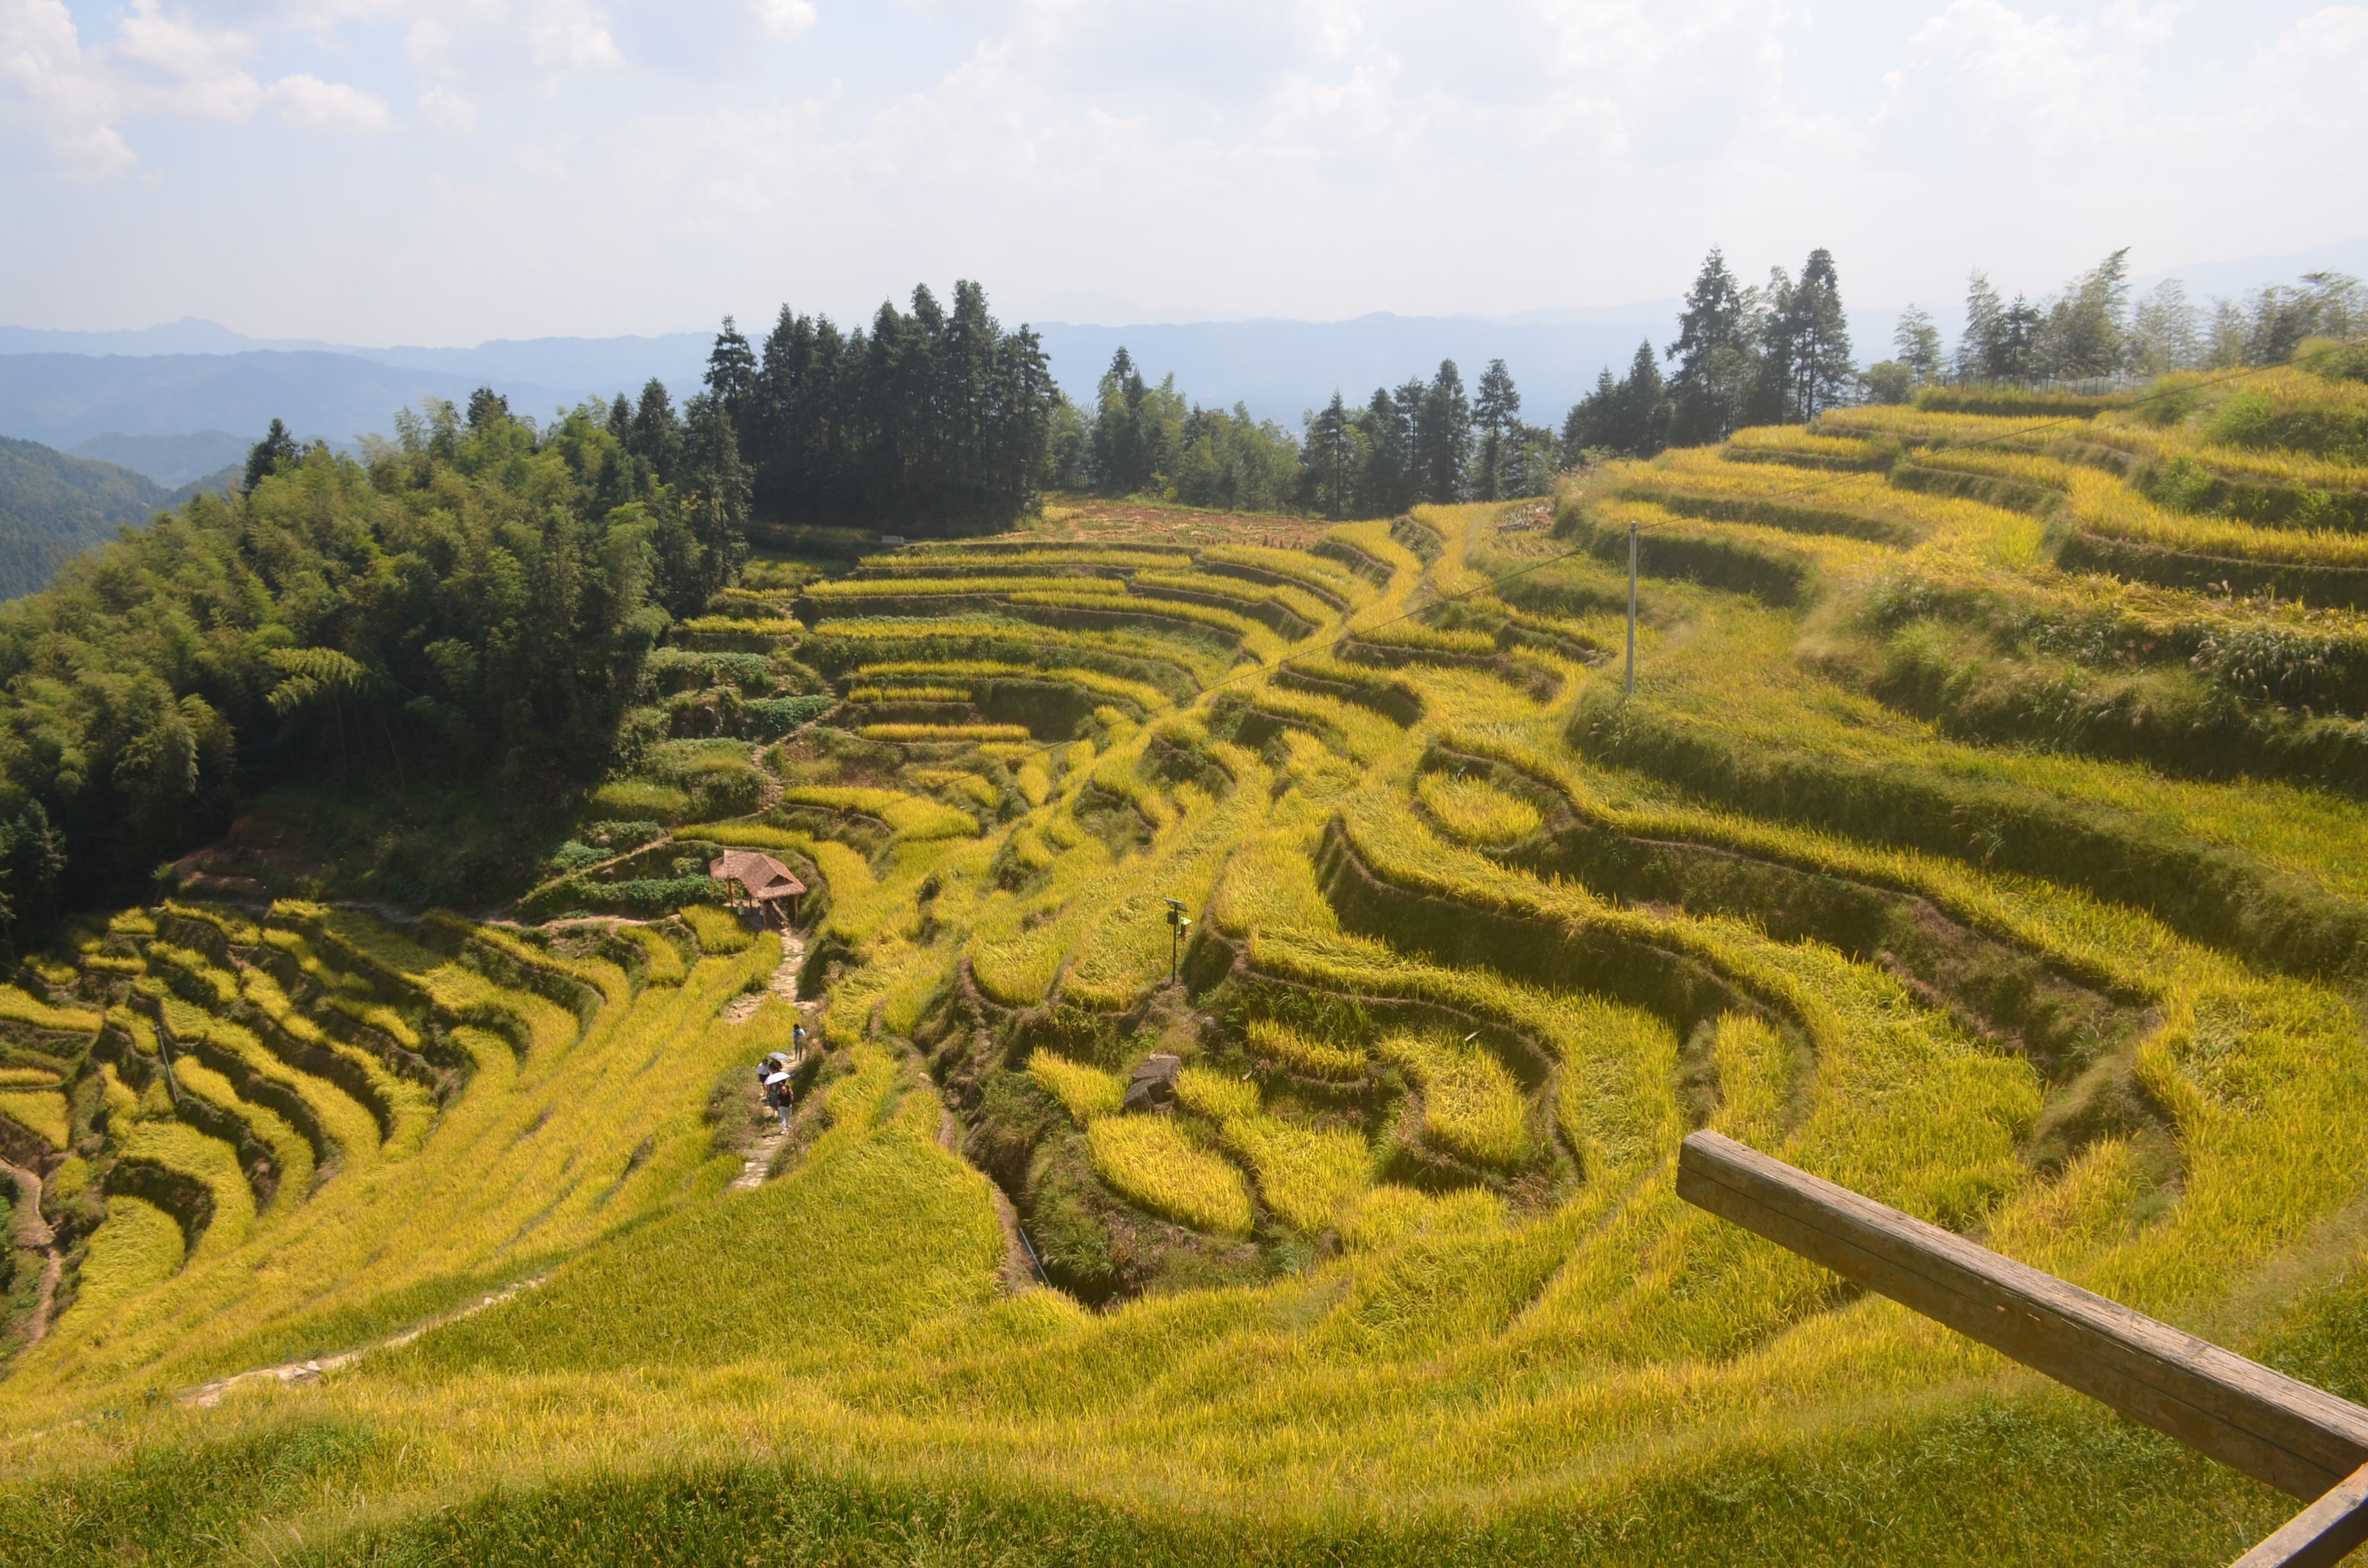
0,307,1817,459
4,233,2357,479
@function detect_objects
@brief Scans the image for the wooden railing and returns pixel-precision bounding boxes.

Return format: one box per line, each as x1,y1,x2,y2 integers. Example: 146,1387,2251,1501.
1677,1130,2368,1567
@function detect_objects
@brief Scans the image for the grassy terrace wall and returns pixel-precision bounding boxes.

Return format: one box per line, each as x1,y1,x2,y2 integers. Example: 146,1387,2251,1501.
8,415,2368,1564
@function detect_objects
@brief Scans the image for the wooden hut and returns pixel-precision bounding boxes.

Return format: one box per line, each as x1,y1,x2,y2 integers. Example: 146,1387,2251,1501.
709,849,807,928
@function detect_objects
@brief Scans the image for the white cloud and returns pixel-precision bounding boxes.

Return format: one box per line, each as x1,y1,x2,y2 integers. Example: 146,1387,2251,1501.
269,74,392,133
1879,0,2157,153
418,84,477,133
0,0,136,179
752,0,818,41
525,0,623,73
2248,5,2368,102
6,0,2368,339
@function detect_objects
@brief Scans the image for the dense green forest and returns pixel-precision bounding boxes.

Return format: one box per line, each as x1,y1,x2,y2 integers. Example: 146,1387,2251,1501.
707,281,1056,531
0,391,748,933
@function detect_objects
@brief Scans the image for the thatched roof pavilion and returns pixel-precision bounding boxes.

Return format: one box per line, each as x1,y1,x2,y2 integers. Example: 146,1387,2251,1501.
709,850,807,926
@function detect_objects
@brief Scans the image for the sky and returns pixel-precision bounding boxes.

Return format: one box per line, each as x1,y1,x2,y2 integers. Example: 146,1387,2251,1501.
3,0,2364,345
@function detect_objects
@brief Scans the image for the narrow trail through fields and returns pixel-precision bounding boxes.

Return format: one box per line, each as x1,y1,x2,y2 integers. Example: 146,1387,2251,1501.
727,932,807,1193
1,1161,60,1359
178,1272,553,1410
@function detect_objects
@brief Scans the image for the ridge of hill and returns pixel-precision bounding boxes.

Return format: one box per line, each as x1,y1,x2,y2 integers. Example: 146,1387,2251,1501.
0,352,580,451
65,431,252,489
0,437,174,601
4,353,2368,1563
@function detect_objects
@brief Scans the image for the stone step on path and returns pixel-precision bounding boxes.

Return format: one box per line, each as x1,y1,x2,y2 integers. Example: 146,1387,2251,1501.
727,932,809,1193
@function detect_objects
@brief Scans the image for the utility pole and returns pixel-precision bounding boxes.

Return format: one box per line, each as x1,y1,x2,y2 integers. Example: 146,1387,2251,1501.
1164,898,1192,985
1624,521,1638,697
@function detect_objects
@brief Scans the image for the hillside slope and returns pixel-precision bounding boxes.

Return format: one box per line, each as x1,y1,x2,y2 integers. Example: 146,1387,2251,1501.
5,358,2368,1564
0,436,170,600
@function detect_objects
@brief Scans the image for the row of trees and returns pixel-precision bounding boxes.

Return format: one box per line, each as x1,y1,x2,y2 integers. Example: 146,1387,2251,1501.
681,252,2362,525
1051,350,1569,517
1886,254,2364,391
0,391,749,931
703,281,1057,532
1043,248,1857,511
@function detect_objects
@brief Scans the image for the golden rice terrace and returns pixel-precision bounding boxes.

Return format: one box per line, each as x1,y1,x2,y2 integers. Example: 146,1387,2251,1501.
7,364,2368,1565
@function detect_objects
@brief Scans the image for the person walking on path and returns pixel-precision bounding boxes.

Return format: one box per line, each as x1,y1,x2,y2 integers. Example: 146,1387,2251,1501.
759,1052,794,1134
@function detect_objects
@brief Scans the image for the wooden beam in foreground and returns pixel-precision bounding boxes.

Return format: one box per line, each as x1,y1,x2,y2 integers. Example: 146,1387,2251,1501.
1674,1129,2368,1505
2231,1462,2368,1568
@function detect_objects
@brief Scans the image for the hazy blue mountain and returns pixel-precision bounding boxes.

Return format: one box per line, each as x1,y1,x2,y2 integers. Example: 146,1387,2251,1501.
359,334,715,395
0,319,331,355
0,352,577,449
0,436,171,600
2128,234,2368,304
167,463,244,507
1035,304,1917,425
68,429,255,487
1035,308,1672,425
2,233,2351,451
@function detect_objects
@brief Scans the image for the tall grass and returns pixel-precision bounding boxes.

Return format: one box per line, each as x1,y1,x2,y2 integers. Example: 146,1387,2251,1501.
1087,1115,1256,1236
20,395,2368,1567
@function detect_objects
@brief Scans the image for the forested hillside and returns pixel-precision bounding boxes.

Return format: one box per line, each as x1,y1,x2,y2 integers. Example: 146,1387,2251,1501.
0,391,750,915
2,336,2366,1564
0,438,174,603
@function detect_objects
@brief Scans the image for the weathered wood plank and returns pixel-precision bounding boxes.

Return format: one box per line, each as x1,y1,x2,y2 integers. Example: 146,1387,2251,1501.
1675,1129,2368,1501
2232,1462,2368,1568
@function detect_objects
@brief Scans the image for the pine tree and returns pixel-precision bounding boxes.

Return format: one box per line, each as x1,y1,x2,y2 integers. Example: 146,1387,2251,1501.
679,391,751,608
1666,249,1756,444
1301,393,1358,518
628,379,682,484
1092,348,1152,494
1786,249,1854,419
1356,385,1413,516
1613,341,1670,455
703,316,758,444
242,418,300,494
1472,359,1520,501
465,388,511,431
1415,360,1472,505
1560,369,1619,466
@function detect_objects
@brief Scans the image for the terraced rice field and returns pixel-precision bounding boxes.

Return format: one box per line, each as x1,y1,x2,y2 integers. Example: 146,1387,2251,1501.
6,370,2368,1564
